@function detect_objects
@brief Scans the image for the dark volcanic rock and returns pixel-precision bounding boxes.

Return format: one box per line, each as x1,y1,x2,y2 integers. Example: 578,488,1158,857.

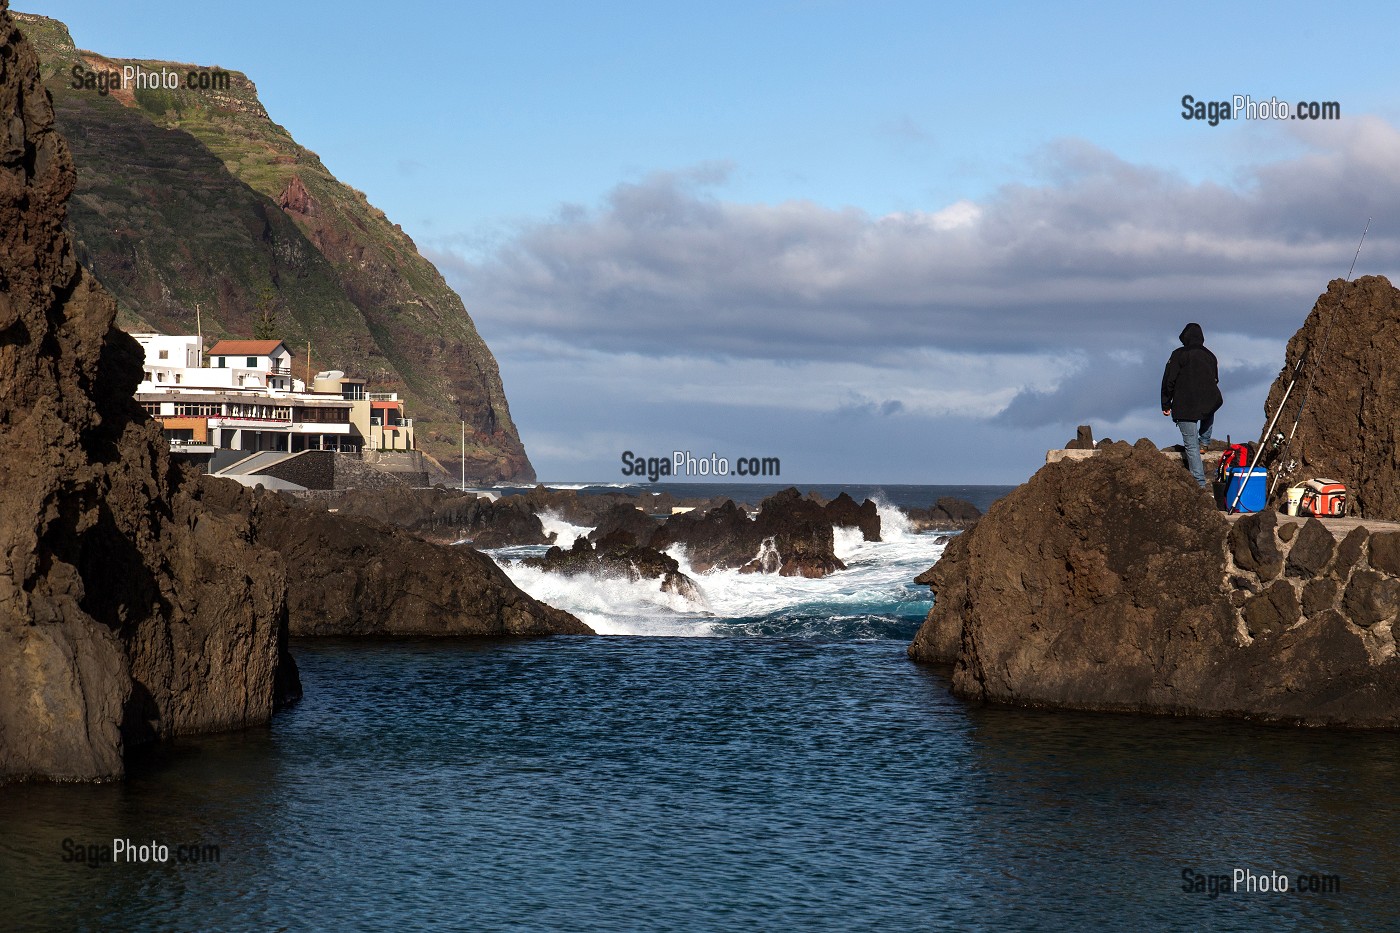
1302,579,1338,617
587,503,664,547
1263,276,1400,519
522,533,700,602
1066,425,1094,449
318,486,548,547
200,482,591,637
1229,511,1283,581
821,492,882,542
1342,571,1400,629
1368,532,1400,577
907,531,972,663
908,439,1400,726
650,487,875,577
0,9,298,783
905,497,982,532
1286,519,1336,578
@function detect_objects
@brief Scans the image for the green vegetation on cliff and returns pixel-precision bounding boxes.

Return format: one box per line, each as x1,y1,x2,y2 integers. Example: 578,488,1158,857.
15,11,532,481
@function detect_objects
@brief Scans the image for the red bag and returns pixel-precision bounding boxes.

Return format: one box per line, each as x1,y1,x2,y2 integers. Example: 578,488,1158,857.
1217,443,1251,483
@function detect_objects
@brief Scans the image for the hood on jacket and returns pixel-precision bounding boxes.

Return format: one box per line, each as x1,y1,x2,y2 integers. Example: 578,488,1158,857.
1179,322,1205,348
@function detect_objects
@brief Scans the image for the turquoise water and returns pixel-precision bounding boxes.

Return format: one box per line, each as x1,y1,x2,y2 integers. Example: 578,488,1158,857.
4,637,1399,930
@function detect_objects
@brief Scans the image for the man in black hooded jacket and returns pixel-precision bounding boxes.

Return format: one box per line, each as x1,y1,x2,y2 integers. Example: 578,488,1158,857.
1161,322,1223,489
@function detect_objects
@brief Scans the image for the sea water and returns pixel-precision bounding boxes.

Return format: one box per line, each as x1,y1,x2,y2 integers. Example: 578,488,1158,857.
3,483,1400,930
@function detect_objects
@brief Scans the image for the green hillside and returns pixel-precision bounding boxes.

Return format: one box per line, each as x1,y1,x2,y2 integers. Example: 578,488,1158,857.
16,11,533,482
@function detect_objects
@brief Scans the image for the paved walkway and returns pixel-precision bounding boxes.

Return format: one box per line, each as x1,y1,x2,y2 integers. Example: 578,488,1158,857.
1223,511,1400,540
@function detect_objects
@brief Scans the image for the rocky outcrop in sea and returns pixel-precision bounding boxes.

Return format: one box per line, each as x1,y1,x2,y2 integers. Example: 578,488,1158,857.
650,489,880,577
202,482,592,637
0,7,299,782
522,532,701,602
909,440,1400,726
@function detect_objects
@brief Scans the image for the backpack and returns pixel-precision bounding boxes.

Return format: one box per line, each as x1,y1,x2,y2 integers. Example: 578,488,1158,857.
1217,443,1250,483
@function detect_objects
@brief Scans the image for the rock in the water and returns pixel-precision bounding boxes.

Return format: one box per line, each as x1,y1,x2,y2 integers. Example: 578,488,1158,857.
200,482,592,637
1264,276,1400,519
0,8,298,783
904,497,982,532
521,532,701,603
587,503,663,547
314,486,549,547
650,487,872,577
908,439,1400,726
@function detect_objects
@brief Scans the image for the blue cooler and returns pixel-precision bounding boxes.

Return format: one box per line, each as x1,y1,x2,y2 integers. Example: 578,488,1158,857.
1227,467,1268,512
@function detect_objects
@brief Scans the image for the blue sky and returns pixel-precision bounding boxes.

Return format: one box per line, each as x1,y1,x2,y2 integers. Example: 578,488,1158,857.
20,1,1400,482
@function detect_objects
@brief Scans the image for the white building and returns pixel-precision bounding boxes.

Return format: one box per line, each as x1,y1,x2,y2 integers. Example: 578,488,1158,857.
133,335,363,455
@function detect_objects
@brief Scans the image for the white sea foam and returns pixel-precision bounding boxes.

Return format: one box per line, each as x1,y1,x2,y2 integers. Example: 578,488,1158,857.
492,502,952,639
536,510,595,547
498,562,717,636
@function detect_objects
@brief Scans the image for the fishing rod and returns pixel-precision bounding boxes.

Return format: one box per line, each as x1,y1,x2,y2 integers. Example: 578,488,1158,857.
1266,217,1371,498
1229,219,1370,512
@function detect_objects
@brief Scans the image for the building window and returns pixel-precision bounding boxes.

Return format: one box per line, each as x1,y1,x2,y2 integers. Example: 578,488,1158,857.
247,356,258,368
217,357,226,368
174,373,182,384
158,349,169,360
144,371,152,382
342,383,365,400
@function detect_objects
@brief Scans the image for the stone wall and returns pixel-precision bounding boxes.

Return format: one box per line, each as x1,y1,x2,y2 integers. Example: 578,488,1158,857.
254,450,334,490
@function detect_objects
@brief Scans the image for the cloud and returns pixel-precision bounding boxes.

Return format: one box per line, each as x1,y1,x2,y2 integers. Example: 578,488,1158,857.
438,117,1400,364
427,117,1400,478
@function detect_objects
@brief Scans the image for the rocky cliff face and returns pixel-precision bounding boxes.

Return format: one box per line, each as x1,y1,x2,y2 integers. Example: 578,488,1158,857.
1263,275,1400,520
13,12,533,482
0,4,299,782
908,441,1400,726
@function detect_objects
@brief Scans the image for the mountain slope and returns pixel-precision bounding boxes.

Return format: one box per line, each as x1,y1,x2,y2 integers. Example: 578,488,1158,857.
15,11,533,481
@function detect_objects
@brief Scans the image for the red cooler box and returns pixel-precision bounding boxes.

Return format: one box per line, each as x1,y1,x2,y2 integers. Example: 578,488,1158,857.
1299,479,1347,517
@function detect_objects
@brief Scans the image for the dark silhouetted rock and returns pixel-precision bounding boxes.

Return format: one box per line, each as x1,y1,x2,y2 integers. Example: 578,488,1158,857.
1066,425,1094,449
908,439,1400,727
0,10,298,783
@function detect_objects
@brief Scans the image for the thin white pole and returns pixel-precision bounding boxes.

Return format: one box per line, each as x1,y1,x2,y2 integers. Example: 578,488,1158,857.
460,421,466,492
